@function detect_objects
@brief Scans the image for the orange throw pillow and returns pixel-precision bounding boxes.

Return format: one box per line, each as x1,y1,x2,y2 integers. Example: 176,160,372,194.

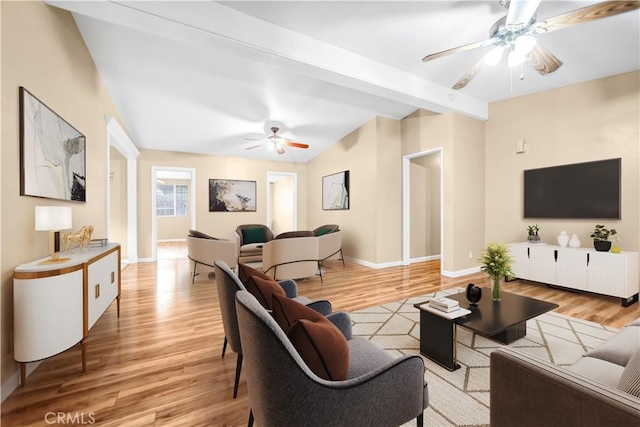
245,275,285,310
272,294,349,381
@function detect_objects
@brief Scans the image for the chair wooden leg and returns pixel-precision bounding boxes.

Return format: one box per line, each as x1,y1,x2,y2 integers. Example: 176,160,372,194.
340,248,345,266
233,353,243,399
191,262,197,284
222,336,228,358
417,413,423,427
247,409,254,427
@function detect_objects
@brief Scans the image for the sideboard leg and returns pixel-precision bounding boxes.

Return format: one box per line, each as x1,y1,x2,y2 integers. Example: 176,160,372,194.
621,293,638,307
20,363,26,387
117,295,121,318
81,338,87,373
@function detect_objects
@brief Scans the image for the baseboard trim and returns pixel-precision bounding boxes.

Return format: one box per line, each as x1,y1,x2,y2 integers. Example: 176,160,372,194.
1,361,40,403
441,266,481,278
345,257,403,270
157,238,186,243
137,257,156,263
410,255,441,263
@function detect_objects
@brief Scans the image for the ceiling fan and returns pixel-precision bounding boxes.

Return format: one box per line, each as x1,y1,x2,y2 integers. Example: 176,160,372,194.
422,0,640,90
245,126,309,155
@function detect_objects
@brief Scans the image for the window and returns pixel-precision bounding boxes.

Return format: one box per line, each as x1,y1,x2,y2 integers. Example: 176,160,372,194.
156,184,188,216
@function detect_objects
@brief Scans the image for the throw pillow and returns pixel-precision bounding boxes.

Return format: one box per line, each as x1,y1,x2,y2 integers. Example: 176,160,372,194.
238,263,271,285
618,350,640,397
244,275,285,310
271,294,348,381
272,293,324,330
316,227,330,236
242,227,265,245
288,318,349,381
189,229,218,240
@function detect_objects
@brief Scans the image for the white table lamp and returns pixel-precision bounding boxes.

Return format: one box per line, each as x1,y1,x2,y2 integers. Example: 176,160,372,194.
35,206,72,263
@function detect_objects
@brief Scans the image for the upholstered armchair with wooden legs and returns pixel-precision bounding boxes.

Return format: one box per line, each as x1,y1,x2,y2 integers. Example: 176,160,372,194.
235,291,429,427
186,234,236,284
212,260,331,399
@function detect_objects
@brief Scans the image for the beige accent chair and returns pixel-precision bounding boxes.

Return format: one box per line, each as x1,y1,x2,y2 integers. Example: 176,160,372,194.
235,224,274,264
262,236,320,282
318,230,344,267
187,233,236,283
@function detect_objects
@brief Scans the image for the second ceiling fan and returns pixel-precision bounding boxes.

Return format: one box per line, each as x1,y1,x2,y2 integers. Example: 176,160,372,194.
245,127,309,155
422,0,640,90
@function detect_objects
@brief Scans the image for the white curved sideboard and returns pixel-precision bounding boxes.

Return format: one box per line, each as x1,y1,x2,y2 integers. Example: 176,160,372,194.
13,243,121,385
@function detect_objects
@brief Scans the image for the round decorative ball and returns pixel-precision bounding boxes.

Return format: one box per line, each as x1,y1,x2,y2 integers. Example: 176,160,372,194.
465,283,482,305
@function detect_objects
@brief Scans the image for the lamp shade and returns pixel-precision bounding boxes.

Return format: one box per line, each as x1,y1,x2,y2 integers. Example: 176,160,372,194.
35,206,72,231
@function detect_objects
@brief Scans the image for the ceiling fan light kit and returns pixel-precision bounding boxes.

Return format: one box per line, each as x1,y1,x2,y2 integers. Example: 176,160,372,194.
422,0,640,90
245,126,309,155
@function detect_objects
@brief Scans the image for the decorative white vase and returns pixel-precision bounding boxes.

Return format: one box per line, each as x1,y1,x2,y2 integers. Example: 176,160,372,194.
569,234,581,248
557,231,569,247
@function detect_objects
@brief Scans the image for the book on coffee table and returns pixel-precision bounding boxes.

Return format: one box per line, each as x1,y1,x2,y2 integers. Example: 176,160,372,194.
429,297,459,312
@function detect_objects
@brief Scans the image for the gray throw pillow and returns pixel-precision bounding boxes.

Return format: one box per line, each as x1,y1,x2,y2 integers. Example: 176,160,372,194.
618,350,640,397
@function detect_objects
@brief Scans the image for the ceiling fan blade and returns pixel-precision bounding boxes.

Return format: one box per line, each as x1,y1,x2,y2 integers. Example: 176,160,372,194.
246,145,263,150
243,137,264,141
452,58,484,90
276,145,285,155
526,44,563,75
506,0,542,28
422,37,498,62
542,1,640,33
282,141,309,149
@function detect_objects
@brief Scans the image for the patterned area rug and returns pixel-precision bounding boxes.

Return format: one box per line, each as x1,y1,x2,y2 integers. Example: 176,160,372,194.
349,288,619,427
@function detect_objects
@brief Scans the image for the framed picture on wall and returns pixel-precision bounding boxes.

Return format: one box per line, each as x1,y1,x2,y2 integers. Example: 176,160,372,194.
209,179,257,212
20,87,86,202
322,170,349,210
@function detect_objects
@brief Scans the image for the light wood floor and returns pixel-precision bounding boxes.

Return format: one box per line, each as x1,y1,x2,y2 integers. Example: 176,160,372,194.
2,248,637,426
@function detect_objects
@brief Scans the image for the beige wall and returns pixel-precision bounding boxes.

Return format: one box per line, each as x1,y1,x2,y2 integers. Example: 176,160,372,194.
1,1,128,387
157,179,191,241
307,118,378,262
271,176,294,235
137,149,307,258
401,110,486,272
485,72,640,252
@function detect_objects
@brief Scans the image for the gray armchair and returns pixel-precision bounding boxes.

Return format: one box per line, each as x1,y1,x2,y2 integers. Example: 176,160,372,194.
235,224,275,264
235,290,429,427
213,260,331,399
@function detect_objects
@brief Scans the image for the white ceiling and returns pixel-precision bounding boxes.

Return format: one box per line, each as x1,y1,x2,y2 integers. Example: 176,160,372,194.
47,1,639,163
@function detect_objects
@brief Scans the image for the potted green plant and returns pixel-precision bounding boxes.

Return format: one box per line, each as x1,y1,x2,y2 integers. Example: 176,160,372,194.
479,242,515,301
590,225,617,252
527,225,540,243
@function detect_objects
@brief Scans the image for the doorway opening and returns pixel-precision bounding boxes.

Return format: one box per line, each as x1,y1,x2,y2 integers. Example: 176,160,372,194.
151,166,196,261
266,172,297,235
402,148,443,271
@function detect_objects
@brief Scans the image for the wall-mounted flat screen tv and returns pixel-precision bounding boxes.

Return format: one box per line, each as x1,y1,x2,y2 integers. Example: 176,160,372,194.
524,158,621,219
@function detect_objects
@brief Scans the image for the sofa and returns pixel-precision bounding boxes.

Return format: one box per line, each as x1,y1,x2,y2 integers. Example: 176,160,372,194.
491,318,640,427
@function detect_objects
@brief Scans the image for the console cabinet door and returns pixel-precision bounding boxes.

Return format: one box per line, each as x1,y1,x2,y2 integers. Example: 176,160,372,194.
87,251,119,329
556,249,588,290
588,252,625,297
509,245,530,280
528,246,557,285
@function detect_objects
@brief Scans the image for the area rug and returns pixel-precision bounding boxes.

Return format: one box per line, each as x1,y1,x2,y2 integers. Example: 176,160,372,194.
349,288,619,427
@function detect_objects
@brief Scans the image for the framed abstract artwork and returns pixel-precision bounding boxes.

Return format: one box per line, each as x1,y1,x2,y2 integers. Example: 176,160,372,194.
322,170,349,210
209,179,257,212
20,87,86,202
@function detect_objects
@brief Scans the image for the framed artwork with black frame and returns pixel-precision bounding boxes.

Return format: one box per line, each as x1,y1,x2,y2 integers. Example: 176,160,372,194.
20,87,86,202
209,179,257,212
322,170,349,210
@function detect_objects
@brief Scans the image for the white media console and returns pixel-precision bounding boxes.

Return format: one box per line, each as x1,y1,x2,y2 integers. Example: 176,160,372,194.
508,243,639,307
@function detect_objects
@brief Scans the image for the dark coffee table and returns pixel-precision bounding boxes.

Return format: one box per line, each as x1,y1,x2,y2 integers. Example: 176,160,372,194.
414,288,558,371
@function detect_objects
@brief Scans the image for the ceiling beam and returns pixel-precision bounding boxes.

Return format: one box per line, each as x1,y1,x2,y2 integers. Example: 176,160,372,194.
46,0,488,120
